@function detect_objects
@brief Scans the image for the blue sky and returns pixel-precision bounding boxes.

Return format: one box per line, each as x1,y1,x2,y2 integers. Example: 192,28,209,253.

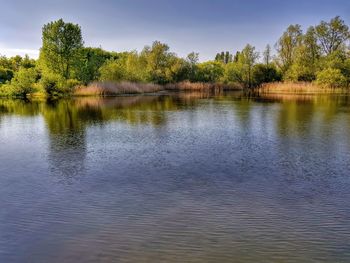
1,0,349,61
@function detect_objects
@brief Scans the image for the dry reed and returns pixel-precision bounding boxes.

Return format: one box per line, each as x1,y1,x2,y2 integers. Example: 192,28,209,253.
259,82,349,94
74,82,163,96
165,81,242,91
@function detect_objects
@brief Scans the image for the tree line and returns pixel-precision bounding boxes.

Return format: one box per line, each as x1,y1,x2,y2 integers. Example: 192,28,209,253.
1,16,350,97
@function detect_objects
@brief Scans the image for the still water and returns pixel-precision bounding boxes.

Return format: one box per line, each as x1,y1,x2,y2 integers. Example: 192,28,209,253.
1,92,350,262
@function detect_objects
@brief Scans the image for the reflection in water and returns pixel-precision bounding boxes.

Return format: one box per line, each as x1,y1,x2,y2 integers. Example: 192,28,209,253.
44,100,87,179
1,92,350,262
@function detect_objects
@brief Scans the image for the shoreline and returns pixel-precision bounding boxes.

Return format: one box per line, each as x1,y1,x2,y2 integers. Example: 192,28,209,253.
1,82,350,100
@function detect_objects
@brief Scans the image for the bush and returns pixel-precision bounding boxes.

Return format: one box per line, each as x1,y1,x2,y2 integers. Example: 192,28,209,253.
316,68,347,88
41,73,80,96
40,73,64,96
66,79,81,90
0,67,14,84
0,83,13,97
252,64,282,86
10,68,39,96
195,61,224,82
284,64,316,82
99,59,127,82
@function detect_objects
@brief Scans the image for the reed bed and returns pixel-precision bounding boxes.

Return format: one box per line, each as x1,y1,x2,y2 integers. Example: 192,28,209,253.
165,81,242,91
259,82,349,94
74,82,163,96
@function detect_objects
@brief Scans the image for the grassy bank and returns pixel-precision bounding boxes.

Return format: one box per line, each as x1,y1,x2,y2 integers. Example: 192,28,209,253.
259,82,349,94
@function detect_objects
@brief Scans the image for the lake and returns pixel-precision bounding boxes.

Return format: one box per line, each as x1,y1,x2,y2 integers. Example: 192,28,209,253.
1,92,350,262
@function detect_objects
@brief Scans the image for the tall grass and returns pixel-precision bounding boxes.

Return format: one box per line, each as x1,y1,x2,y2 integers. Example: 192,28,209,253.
74,82,163,96
165,81,242,91
74,81,243,97
259,82,349,94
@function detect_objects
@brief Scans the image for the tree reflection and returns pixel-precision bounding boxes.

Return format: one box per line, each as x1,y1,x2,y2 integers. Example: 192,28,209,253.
1,92,350,180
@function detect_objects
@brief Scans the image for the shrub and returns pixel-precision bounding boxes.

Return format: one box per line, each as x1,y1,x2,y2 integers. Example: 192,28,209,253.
0,67,14,84
284,64,316,82
316,68,347,88
99,59,127,82
0,83,13,97
66,79,81,91
252,64,282,86
40,73,64,96
10,68,39,96
41,74,80,96
195,61,224,82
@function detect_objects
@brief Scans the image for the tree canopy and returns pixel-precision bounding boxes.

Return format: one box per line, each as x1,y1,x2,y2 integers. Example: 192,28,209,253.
1,16,350,97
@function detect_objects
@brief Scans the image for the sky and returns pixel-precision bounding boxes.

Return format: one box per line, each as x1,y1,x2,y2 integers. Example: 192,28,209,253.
1,0,350,61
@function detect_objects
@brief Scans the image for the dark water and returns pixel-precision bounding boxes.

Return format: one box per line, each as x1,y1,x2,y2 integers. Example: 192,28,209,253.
1,92,350,262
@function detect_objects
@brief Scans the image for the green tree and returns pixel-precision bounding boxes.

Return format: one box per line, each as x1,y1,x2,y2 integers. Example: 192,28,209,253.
315,16,350,55
142,41,176,84
0,68,14,84
318,50,350,82
316,68,347,88
196,61,224,82
263,44,272,66
186,52,199,81
240,44,259,88
75,47,116,84
124,51,149,82
215,51,232,64
9,55,23,71
233,51,240,62
224,45,259,88
40,19,84,79
284,27,320,82
10,68,39,96
40,73,66,96
252,64,281,86
304,27,321,66
99,59,127,82
275,24,303,73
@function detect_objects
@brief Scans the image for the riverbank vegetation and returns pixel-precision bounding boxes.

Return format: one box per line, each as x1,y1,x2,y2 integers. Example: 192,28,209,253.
1,16,350,98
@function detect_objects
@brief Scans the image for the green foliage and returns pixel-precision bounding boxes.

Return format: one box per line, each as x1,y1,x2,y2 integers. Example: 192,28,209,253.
273,16,350,87
0,67,14,84
215,51,233,64
40,73,63,96
40,73,79,96
316,68,347,88
99,59,127,82
263,44,272,66
99,42,194,84
124,52,149,82
275,24,303,72
75,47,116,84
315,16,350,55
252,64,281,86
284,45,317,81
21,55,36,69
225,44,259,88
4,16,350,98
40,18,83,79
224,62,244,84
10,68,39,96
142,41,177,84
185,52,199,82
196,61,224,83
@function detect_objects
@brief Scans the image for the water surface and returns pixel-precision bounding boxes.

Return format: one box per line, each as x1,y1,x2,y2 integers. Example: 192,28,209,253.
1,92,350,262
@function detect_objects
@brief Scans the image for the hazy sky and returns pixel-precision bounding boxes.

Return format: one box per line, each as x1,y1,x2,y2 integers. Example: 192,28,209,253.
1,0,350,61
